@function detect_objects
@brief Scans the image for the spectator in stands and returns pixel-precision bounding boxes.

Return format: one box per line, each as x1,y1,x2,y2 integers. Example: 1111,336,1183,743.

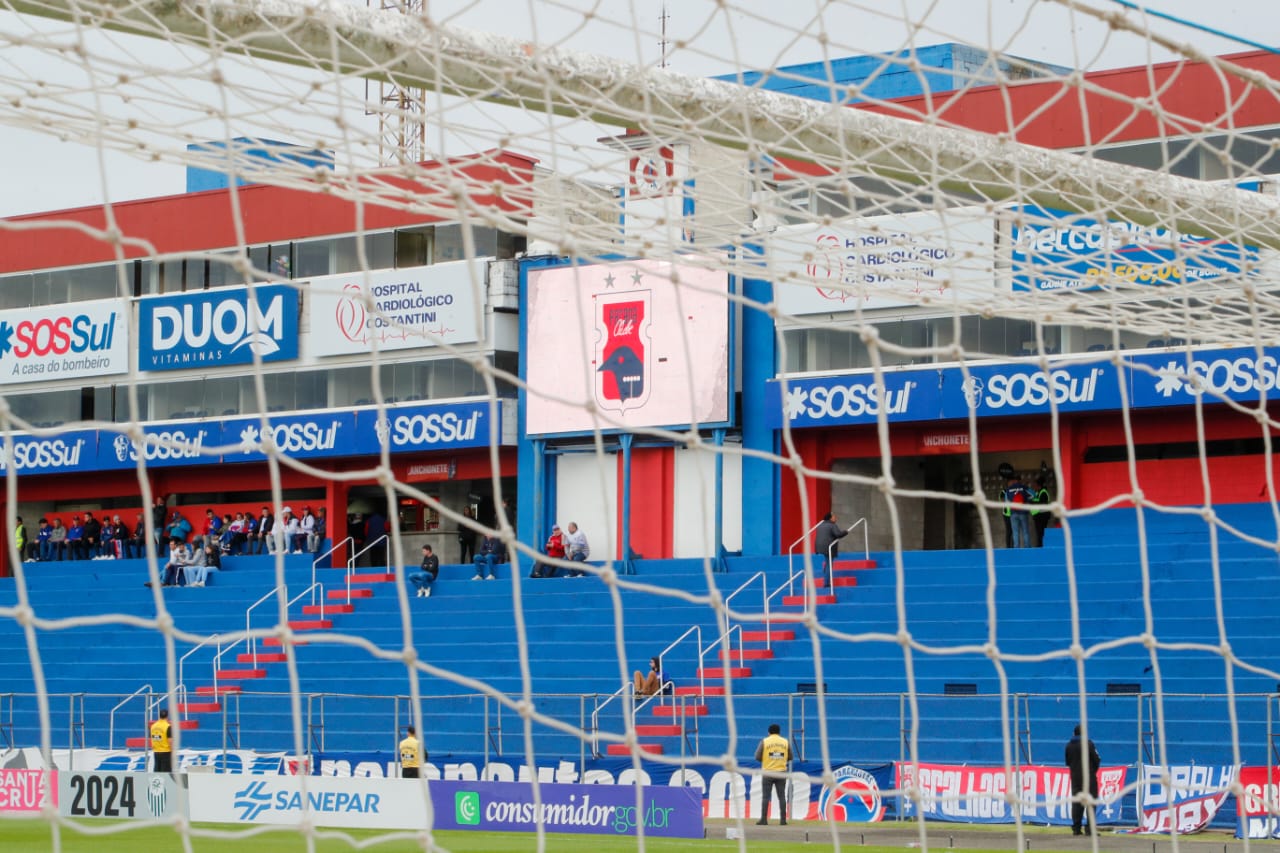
814,512,847,584
185,544,220,587
309,507,326,554
48,518,67,561
409,544,438,597
14,516,28,563
104,514,126,559
36,518,51,562
274,507,298,555
1065,724,1101,836
530,525,566,578
151,495,168,555
165,510,192,545
252,506,274,555
66,515,85,560
222,513,245,555
202,509,223,550
399,725,424,778
1031,476,1053,547
633,656,665,696
242,510,258,550
127,513,147,559
1002,474,1034,549
472,533,505,580
82,511,103,559
150,710,173,773
563,522,590,578
457,506,477,563
754,723,794,826
155,540,190,587
294,507,315,554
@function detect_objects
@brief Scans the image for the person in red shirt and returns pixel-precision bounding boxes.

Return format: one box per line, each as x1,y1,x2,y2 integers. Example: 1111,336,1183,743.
530,525,567,578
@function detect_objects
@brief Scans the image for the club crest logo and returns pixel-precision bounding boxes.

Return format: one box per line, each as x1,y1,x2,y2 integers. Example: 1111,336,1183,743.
594,289,652,412
146,775,168,817
113,434,131,462
819,765,885,823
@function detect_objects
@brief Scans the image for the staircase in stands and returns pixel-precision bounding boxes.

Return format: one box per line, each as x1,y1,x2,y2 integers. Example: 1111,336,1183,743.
604,557,877,757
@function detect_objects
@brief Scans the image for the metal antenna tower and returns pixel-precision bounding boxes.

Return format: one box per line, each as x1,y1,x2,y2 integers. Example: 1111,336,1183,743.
366,0,426,165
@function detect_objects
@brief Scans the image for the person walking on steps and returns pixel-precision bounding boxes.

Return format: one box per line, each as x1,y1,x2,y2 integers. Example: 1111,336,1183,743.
755,723,794,826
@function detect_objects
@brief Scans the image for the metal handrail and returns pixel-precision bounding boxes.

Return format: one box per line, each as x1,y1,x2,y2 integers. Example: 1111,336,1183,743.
590,684,629,756
657,626,703,706
212,586,282,692
847,517,869,562
767,569,814,617
702,624,744,671
785,519,824,588
311,536,353,605
107,683,152,749
348,535,389,572
723,570,771,649
178,636,222,712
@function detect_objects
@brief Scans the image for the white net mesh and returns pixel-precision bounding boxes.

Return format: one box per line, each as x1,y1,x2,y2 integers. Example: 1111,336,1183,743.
1,0,1280,848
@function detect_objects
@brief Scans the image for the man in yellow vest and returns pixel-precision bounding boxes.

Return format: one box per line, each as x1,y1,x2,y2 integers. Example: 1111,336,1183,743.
754,722,794,826
399,725,424,779
150,709,173,773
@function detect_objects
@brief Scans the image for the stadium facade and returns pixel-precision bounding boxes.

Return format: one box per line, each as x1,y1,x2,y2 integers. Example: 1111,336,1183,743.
2,50,1280,574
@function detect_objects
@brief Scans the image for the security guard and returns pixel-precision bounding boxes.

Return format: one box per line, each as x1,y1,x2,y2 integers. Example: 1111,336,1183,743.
150,709,173,773
754,723,794,825
399,724,425,778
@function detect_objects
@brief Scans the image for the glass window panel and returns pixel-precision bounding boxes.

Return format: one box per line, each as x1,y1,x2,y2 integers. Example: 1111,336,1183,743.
0,273,34,310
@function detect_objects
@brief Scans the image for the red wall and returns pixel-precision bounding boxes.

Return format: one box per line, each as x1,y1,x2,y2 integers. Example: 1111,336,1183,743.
622,447,674,559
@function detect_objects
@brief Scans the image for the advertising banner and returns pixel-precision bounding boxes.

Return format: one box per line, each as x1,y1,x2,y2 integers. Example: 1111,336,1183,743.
311,751,895,823
1236,765,1280,838
0,299,128,386
896,762,1128,825
768,344,1280,429
189,773,430,830
0,746,287,776
219,412,356,463
351,400,505,455
0,430,98,476
306,261,481,358
1136,763,1234,834
1009,204,1255,293
95,424,218,471
138,284,299,371
770,209,996,315
57,771,183,821
0,768,56,812
526,258,731,435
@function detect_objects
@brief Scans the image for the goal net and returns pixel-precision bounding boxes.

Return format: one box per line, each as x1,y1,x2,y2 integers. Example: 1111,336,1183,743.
1,0,1279,847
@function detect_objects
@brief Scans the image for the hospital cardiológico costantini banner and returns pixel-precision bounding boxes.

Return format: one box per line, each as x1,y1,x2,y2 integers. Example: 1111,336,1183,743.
768,208,996,315
138,284,299,371
306,261,481,357
525,258,731,435
0,299,128,386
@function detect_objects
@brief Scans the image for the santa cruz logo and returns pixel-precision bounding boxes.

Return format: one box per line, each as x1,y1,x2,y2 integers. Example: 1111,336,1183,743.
785,381,915,421
819,766,885,823
967,368,1104,410
594,287,652,412
1154,353,1280,399
239,421,342,454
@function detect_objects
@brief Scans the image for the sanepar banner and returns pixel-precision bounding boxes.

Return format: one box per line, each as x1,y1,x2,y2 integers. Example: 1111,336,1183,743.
768,345,1280,428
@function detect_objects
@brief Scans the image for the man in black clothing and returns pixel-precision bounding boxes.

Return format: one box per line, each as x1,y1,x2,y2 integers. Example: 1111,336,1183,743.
1065,724,1101,835
813,512,847,586
82,512,103,559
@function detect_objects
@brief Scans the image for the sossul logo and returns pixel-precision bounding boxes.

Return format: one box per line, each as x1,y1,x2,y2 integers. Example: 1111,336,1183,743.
0,313,116,362
239,422,342,454
149,292,288,357
374,411,482,447
962,367,1104,410
0,438,87,471
785,381,915,421
112,430,208,462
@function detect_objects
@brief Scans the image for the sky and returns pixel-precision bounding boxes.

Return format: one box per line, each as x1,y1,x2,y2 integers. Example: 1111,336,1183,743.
0,0,1276,218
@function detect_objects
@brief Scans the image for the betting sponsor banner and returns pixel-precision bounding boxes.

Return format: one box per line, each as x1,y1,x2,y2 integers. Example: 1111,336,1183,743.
0,298,128,387
526,258,731,435
1236,765,1280,838
57,771,184,820
311,751,895,822
95,423,217,470
1008,204,1256,292
306,261,481,358
138,284,299,371
896,762,1128,825
1136,763,1234,834
0,768,56,812
769,210,996,315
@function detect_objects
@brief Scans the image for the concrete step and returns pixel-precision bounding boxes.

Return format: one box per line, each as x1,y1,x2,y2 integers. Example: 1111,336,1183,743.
674,685,725,696
653,705,708,717
286,619,333,631
175,702,221,714
697,667,753,679
329,588,374,599
214,668,267,680
782,594,836,606
718,648,774,661
264,637,308,647
605,743,663,755
303,604,354,615
195,685,241,696
742,630,794,642
237,652,287,664
349,573,396,584
813,577,858,589
634,724,682,737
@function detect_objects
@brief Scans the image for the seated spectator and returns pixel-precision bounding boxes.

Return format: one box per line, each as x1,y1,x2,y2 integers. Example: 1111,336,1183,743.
165,511,192,545
409,544,439,597
154,540,190,587
252,507,273,555
530,525,567,578
274,508,298,555
222,513,247,555
126,513,147,559
48,518,67,561
242,510,258,548
472,534,506,581
82,512,102,559
36,518,52,562
309,507,326,554
103,514,125,559
185,544,220,587
66,516,85,561
202,509,223,550
633,656,666,696
294,507,315,554
563,521,590,578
